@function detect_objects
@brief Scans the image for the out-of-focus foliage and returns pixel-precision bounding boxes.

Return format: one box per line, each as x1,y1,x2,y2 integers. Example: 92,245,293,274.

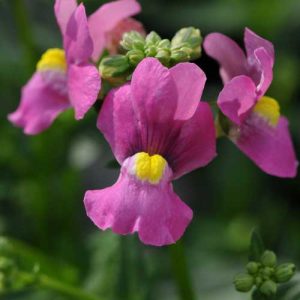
0,0,299,299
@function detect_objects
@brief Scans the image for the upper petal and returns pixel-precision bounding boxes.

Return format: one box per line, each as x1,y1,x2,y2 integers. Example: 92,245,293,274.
217,75,257,125
244,27,275,66
203,33,247,83
67,63,101,120
88,0,141,61
54,0,77,35
84,155,193,246
64,4,93,63
170,62,206,120
97,84,140,164
168,102,217,179
235,115,298,178
8,72,70,135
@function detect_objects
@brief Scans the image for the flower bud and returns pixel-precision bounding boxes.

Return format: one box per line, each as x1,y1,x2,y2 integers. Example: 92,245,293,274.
157,39,171,49
233,273,254,292
120,31,145,51
127,49,145,66
255,276,263,287
155,49,171,65
145,46,157,57
275,263,296,283
261,250,277,267
145,31,161,47
170,50,190,63
99,55,131,83
259,280,277,297
247,262,259,275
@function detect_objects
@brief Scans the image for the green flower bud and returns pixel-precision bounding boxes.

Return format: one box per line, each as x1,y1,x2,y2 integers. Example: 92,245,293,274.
247,262,259,275
261,250,277,267
155,49,171,65
127,49,145,66
233,273,254,292
121,31,145,51
261,266,274,280
275,263,296,283
259,280,277,297
157,39,171,49
145,46,157,57
255,276,263,287
132,40,145,51
99,55,131,84
170,50,190,63
145,31,161,47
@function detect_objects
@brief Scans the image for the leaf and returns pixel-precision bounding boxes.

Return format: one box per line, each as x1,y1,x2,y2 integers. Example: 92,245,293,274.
249,228,265,262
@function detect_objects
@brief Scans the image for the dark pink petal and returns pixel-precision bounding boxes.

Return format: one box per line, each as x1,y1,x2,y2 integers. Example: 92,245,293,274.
8,73,69,135
217,75,257,125
84,156,193,246
244,27,275,66
88,0,141,61
131,58,177,123
64,4,93,63
203,33,247,83
67,63,101,120
235,115,298,178
168,102,217,179
97,84,140,164
54,0,77,35
170,63,206,120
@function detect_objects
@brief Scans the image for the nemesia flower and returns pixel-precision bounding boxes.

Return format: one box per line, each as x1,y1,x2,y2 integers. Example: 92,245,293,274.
8,1,100,135
204,28,298,177
84,58,216,246
88,0,145,60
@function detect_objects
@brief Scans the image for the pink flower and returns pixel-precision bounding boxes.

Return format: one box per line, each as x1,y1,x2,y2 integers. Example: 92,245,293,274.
88,0,144,60
204,28,298,178
84,58,216,246
8,1,101,135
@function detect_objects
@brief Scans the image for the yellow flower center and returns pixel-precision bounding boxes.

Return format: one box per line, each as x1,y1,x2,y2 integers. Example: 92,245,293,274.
253,96,280,127
135,152,167,184
36,48,67,72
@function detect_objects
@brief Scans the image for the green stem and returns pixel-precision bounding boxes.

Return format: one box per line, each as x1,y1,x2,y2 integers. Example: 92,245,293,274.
169,241,196,300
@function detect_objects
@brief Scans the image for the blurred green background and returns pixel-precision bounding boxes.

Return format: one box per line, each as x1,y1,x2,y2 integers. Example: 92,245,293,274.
0,0,299,299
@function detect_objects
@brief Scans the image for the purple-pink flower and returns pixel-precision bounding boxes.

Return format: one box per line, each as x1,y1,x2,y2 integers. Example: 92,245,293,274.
8,1,101,135
84,58,216,246
204,28,298,178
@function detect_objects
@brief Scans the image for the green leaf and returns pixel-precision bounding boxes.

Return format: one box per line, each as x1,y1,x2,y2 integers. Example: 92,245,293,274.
249,229,265,262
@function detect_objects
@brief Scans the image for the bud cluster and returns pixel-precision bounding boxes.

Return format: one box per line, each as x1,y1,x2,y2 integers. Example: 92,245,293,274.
234,250,296,297
99,27,202,84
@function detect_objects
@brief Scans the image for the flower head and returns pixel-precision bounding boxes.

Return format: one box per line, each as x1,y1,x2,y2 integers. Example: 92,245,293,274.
204,28,298,177
84,58,216,246
8,1,101,135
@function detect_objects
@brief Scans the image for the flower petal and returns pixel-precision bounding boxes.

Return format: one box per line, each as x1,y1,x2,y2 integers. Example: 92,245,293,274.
168,102,217,179
217,75,257,125
54,0,77,35
97,84,140,164
84,156,193,246
8,73,69,135
203,33,247,83
244,27,274,66
67,63,101,120
88,0,141,61
64,3,93,63
170,62,206,120
235,115,298,178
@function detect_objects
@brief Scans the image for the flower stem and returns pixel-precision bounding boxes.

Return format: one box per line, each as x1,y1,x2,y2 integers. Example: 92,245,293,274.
169,241,196,300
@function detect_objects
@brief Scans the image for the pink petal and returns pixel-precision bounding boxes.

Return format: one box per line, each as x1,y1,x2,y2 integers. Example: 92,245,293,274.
203,33,247,83
217,75,257,125
84,155,193,246
8,73,69,135
244,27,275,66
168,102,217,179
88,0,141,61
67,63,101,120
54,0,77,35
235,115,298,178
64,4,93,63
131,58,178,124
97,84,140,164
170,62,206,120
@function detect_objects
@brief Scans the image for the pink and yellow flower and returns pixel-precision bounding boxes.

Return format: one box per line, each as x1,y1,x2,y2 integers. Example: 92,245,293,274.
204,28,298,177
8,1,101,135
84,58,216,246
